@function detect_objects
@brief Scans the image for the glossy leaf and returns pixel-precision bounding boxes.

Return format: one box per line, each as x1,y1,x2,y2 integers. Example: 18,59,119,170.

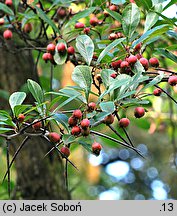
76,35,94,66
9,92,26,114
134,0,152,10
155,48,177,63
0,3,14,15
100,101,115,113
53,113,69,132
62,134,76,145
101,69,115,89
105,8,122,23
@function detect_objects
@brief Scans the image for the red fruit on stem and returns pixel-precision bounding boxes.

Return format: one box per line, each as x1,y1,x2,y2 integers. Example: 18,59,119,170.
68,117,77,126
32,120,42,130
168,75,177,86
134,43,142,51
72,109,82,119
109,4,118,11
0,18,5,26
111,60,122,69
92,142,102,156
149,57,159,67
153,88,162,96
119,118,130,128
67,46,75,55
75,22,85,29
108,33,118,40
18,114,25,123
71,126,81,136
61,146,70,157
48,132,61,143
127,55,137,65
23,23,32,33
47,43,56,54
139,58,149,71
134,107,145,118
90,16,99,26
3,29,13,40
84,27,90,34
80,119,90,129
104,114,114,125
120,61,129,68
57,8,66,18
136,53,142,60
57,43,66,53
110,73,117,79
5,0,13,7
42,53,52,62
88,102,96,111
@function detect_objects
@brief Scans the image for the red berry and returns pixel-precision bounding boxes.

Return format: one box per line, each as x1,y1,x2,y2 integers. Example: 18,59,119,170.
136,53,142,60
32,120,42,130
110,73,117,79
72,109,82,119
84,27,90,34
18,114,25,123
149,57,159,67
57,43,66,53
134,107,145,118
81,127,90,136
92,142,102,156
104,114,114,125
111,60,122,69
81,119,90,129
108,33,118,40
0,18,5,26
120,61,129,69
61,146,70,157
153,88,162,96
47,43,56,54
139,58,149,71
127,55,137,65
88,102,96,111
71,126,81,136
68,117,77,126
93,54,98,60
119,118,130,128
89,16,99,26
48,132,61,143
23,23,32,33
57,8,66,18
134,43,142,51
5,0,13,6
67,46,75,55
75,22,85,29
3,29,13,40
109,5,118,11
168,75,177,86
42,52,52,62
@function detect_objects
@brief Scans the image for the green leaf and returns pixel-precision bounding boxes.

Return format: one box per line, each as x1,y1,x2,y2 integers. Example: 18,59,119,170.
54,39,68,65
122,3,140,40
9,92,26,114
144,4,163,33
134,0,152,10
155,48,177,63
27,79,44,104
53,113,69,132
154,12,177,27
167,30,177,40
101,69,115,89
62,134,76,145
66,7,96,27
163,0,177,11
0,3,14,16
76,35,94,66
35,6,60,34
72,66,92,102
111,0,126,4
0,128,14,134
78,141,92,154
0,110,11,121
132,60,145,74
13,105,32,117
105,8,122,23
100,101,115,113
97,38,125,63
132,25,170,48
59,88,87,103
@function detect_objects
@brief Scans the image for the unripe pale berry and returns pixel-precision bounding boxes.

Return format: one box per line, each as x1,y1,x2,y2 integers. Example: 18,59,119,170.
104,114,114,125
89,16,99,26
134,107,145,118
110,73,117,79
61,146,70,157
80,119,90,129
71,126,81,136
88,102,96,111
127,55,137,65
68,117,77,126
119,118,130,128
5,0,13,7
48,132,61,143
109,4,118,11
67,46,75,55
32,120,42,130
0,18,5,26
139,58,149,71
108,33,118,40
111,60,122,69
72,109,82,119
149,57,159,67
57,43,66,53
120,60,129,69
84,27,90,34
18,114,25,123
3,29,13,40
153,88,162,96
92,142,102,156
168,75,177,86
75,22,85,29
47,43,56,54
23,23,32,33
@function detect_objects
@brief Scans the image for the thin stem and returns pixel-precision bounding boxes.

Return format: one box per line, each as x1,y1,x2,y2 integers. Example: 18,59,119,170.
6,140,10,198
50,64,54,101
65,160,69,191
